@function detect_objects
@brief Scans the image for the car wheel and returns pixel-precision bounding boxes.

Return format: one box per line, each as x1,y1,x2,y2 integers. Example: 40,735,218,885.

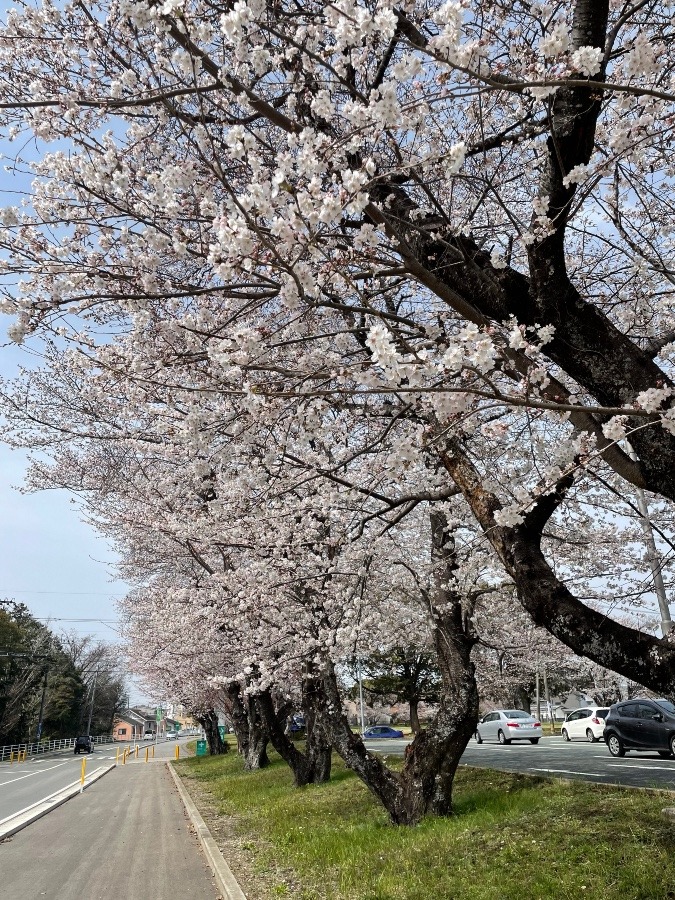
562,728,570,742
498,730,511,745
530,738,540,744
607,734,625,757
586,729,598,743
670,735,675,757
474,731,483,744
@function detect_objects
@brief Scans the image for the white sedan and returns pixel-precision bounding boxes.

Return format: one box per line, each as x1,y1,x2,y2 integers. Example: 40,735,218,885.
475,709,542,745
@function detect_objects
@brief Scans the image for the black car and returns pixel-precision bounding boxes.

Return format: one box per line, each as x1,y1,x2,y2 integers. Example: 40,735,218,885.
604,698,675,757
74,735,94,754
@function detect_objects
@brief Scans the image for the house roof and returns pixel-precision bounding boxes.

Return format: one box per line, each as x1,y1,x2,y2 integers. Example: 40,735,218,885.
114,709,149,727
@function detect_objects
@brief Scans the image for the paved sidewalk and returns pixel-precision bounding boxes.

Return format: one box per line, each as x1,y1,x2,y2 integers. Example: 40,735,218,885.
0,762,220,899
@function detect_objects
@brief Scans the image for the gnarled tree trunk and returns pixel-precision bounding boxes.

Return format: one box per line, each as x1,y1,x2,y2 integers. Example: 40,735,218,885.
196,708,227,755
226,681,270,771
319,510,479,825
256,669,332,786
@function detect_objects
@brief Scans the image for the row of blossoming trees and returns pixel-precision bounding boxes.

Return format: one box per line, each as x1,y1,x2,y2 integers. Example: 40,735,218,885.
1,0,675,823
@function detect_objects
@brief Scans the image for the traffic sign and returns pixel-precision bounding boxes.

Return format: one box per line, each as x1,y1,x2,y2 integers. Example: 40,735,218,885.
196,740,207,756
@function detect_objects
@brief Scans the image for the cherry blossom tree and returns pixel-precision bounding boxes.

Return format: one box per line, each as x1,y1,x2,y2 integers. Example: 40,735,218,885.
4,0,675,821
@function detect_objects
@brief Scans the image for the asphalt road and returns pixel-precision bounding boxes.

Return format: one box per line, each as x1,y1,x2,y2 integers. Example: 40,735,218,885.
364,734,675,791
0,737,188,823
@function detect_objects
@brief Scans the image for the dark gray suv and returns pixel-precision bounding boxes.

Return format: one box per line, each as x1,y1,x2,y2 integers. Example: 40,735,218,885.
604,698,675,758
73,735,93,754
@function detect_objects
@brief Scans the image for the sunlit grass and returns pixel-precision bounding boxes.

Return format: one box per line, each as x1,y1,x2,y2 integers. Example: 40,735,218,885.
176,750,675,900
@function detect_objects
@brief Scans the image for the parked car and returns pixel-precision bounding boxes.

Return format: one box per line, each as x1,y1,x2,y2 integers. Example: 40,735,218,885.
74,735,93,754
166,731,178,740
289,715,306,733
475,710,542,745
561,707,610,743
604,698,675,757
143,730,154,739
363,725,405,739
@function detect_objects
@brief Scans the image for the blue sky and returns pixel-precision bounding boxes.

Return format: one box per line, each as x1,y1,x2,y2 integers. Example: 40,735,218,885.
0,321,150,703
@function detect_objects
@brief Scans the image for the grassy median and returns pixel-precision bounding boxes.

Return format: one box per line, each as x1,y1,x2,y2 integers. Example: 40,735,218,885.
175,749,675,900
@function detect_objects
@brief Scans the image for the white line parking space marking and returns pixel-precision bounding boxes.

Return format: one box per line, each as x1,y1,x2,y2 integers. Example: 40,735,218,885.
607,763,675,771
0,762,67,787
593,755,675,763
531,768,607,777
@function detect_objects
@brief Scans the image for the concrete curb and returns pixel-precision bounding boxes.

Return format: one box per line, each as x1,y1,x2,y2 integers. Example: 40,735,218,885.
0,763,116,840
167,761,247,900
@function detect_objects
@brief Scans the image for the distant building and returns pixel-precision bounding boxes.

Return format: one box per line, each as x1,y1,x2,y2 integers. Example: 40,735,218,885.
112,709,151,741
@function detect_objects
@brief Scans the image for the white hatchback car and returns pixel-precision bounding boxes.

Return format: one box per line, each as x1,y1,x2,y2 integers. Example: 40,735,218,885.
560,707,610,743
475,709,543,745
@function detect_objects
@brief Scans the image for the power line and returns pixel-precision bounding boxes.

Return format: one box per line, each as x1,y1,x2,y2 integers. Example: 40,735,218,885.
33,617,120,623
0,590,125,596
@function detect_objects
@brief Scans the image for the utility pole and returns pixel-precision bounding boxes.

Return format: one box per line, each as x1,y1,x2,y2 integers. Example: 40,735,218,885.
35,667,49,742
85,668,99,735
627,443,673,636
535,670,541,723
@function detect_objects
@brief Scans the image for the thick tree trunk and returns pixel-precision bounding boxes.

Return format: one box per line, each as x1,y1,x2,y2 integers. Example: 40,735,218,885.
244,723,270,771
319,511,479,825
256,678,332,786
409,698,421,735
511,687,531,714
197,708,227,755
226,681,270,770
398,511,479,820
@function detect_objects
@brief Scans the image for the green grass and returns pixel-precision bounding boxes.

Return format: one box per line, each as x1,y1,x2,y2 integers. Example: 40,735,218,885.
175,750,675,900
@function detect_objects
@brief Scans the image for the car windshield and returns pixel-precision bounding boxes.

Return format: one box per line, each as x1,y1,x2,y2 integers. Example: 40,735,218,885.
596,709,609,718
655,699,675,713
503,710,531,718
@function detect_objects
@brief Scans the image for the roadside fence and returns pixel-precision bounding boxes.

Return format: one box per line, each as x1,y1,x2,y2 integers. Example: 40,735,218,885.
0,734,115,763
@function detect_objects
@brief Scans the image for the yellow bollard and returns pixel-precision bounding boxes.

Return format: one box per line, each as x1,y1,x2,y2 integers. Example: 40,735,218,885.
9,751,14,764
135,744,139,758
145,746,149,763
115,747,119,765
151,745,155,759
175,745,179,760
122,748,127,765
80,757,86,793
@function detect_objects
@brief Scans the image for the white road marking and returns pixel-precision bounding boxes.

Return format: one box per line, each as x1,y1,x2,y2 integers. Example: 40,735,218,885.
0,761,67,787
607,763,675,771
531,768,606,777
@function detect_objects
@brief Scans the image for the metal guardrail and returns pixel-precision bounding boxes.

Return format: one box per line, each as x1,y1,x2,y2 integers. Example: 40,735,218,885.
0,734,115,762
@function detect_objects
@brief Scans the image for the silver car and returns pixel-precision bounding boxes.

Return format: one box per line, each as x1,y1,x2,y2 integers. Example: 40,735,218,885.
475,709,543,745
